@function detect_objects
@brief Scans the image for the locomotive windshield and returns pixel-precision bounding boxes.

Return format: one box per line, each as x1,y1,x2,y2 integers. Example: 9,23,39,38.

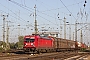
25,38,35,42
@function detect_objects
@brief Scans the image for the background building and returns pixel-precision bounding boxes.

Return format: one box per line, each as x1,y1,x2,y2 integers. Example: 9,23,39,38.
32,32,59,37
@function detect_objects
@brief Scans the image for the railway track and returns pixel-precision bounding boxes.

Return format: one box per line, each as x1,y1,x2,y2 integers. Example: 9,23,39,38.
65,52,89,60
0,51,89,60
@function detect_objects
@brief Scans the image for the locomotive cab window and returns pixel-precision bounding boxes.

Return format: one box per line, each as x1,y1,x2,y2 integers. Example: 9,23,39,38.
25,38,35,42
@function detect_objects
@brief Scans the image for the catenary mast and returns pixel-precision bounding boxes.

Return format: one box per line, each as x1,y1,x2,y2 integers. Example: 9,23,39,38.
34,5,38,35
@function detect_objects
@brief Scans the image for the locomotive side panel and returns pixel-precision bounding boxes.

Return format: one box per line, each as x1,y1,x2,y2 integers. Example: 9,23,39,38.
38,38,53,48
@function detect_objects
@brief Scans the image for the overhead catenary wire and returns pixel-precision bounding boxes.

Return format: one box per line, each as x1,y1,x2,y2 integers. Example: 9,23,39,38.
9,0,89,33
9,0,55,19
0,2,34,27
8,0,85,27
4,0,90,29
9,0,60,25
59,0,77,20
8,0,59,26
8,0,33,12
40,1,83,12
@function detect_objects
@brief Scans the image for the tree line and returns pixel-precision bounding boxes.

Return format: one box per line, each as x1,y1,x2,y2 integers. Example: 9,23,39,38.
0,36,24,52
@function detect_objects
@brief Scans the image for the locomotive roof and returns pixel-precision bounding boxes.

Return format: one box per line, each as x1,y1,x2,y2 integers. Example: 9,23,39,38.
24,34,52,40
39,36,52,40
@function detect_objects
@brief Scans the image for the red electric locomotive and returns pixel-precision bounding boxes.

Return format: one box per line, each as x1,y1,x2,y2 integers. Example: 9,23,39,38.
23,34,54,53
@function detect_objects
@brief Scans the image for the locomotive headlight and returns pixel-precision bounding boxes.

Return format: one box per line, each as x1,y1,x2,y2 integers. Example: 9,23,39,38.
25,43,27,46
31,43,35,47
26,43,27,45
31,43,33,45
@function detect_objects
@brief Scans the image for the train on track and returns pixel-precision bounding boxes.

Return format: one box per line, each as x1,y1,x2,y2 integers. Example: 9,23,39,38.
23,34,87,53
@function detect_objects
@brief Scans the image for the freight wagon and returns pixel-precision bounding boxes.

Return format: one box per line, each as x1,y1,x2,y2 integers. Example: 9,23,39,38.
53,37,76,51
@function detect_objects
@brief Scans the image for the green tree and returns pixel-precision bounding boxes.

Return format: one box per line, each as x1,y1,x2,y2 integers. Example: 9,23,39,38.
18,36,24,49
9,42,19,49
9,43,16,49
14,42,18,49
0,41,6,51
0,41,3,46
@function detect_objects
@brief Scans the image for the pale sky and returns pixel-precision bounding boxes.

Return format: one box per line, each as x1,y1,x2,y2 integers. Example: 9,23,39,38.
0,0,90,45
